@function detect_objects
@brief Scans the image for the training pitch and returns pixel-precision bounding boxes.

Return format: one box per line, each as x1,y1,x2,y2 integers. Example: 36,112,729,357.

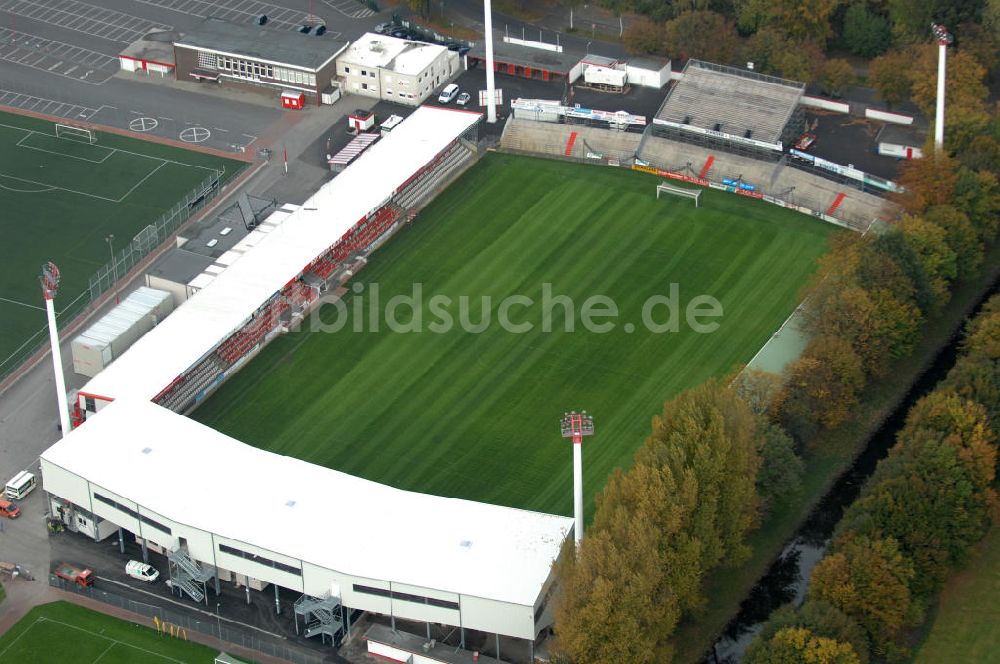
0,601,221,663
0,111,243,376
195,154,835,516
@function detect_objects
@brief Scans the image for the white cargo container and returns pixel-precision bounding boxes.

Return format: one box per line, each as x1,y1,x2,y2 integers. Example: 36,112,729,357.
583,65,627,88
71,288,174,377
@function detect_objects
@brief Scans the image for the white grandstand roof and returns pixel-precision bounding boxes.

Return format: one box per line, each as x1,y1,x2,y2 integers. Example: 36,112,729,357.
42,399,573,606
82,106,481,403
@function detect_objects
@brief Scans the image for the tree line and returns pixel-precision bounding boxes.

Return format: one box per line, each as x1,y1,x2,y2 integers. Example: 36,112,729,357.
606,0,997,100
746,295,1000,664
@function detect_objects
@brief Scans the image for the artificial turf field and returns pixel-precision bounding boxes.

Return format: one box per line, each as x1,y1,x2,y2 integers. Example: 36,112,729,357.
0,601,223,663
0,110,243,375
195,153,836,516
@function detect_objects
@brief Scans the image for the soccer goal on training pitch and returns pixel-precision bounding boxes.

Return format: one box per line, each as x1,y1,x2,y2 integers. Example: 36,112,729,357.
55,123,97,144
656,181,701,207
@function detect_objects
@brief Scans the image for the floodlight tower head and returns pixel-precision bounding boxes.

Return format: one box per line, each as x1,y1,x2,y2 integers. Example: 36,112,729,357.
932,23,953,45
560,410,595,443
40,261,60,300
560,410,595,545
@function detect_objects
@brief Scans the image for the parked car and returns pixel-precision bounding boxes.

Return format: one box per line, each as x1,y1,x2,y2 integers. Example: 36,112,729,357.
0,499,20,519
456,92,471,106
374,22,393,34
391,29,409,39
438,83,460,104
125,560,159,583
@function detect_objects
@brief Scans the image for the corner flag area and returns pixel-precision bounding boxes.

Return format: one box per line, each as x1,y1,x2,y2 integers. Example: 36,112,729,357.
194,153,836,516
0,110,244,378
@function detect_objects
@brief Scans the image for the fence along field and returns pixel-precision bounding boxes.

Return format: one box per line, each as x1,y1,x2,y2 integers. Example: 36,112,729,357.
195,153,835,516
0,110,243,383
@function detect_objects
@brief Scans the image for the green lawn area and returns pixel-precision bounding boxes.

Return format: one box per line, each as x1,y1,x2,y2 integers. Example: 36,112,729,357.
194,153,834,515
0,111,244,377
0,601,224,663
913,524,1000,663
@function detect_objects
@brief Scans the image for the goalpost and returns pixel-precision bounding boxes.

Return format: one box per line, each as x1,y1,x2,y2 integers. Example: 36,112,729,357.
54,123,97,144
656,181,701,208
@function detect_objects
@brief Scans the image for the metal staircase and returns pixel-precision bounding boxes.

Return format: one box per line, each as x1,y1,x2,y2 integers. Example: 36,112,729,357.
294,594,343,645
167,547,215,605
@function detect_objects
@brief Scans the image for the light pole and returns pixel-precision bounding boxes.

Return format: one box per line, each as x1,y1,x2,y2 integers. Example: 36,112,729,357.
216,603,222,639
932,23,952,152
105,234,116,284
484,0,497,123
560,410,594,545
41,262,71,436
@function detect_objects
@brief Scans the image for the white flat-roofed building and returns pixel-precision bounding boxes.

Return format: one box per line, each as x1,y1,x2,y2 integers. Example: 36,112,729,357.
336,33,459,106
41,399,572,640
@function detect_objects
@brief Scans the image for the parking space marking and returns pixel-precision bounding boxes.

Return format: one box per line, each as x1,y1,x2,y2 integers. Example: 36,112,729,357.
131,0,338,35
0,0,171,43
0,86,99,120
0,28,117,83
322,0,376,19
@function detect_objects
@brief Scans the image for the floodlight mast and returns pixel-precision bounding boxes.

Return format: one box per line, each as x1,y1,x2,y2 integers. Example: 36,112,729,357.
41,262,71,436
560,410,595,545
932,23,953,152
484,0,497,123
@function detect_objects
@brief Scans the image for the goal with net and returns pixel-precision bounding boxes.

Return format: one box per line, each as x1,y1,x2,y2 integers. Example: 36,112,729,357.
55,124,97,144
656,181,701,207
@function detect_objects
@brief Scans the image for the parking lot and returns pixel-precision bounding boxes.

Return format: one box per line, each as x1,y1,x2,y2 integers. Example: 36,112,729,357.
0,0,170,43
132,0,337,35
0,27,118,84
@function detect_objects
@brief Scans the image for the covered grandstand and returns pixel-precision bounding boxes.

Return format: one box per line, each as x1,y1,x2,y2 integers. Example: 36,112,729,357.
651,60,806,159
41,107,571,651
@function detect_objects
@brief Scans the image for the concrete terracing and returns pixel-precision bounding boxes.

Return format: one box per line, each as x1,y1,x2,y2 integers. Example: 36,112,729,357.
500,118,642,161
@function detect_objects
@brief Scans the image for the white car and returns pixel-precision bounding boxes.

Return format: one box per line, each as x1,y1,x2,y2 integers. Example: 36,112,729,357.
126,560,159,582
456,92,471,106
438,83,459,104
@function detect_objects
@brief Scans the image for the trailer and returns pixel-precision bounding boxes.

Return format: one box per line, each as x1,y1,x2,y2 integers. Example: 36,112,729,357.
54,562,94,587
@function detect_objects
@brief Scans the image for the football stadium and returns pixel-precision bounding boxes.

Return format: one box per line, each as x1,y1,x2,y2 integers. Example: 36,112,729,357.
38,59,890,656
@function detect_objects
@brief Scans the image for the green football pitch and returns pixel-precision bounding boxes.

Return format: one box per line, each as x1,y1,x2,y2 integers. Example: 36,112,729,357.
0,601,224,663
0,111,243,377
194,153,836,516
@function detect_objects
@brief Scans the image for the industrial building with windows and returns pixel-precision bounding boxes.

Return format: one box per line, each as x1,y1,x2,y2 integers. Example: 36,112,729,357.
42,107,572,656
335,33,459,106
173,17,348,104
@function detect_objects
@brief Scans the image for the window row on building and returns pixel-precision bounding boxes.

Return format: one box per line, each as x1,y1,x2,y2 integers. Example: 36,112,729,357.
353,583,460,610
216,55,317,87
94,492,172,535
218,543,302,576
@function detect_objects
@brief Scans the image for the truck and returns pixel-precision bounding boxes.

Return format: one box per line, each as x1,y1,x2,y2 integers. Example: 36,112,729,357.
54,562,94,587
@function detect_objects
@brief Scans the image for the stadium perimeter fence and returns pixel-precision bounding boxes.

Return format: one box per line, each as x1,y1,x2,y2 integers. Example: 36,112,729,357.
0,171,226,386
49,574,331,664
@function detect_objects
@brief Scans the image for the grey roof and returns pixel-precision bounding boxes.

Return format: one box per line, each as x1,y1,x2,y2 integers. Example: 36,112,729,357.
468,40,583,74
147,249,215,285
627,56,670,71
174,17,347,70
877,124,925,145
655,60,804,144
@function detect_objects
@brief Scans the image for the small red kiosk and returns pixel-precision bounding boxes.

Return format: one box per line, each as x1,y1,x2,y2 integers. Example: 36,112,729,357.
281,90,305,110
